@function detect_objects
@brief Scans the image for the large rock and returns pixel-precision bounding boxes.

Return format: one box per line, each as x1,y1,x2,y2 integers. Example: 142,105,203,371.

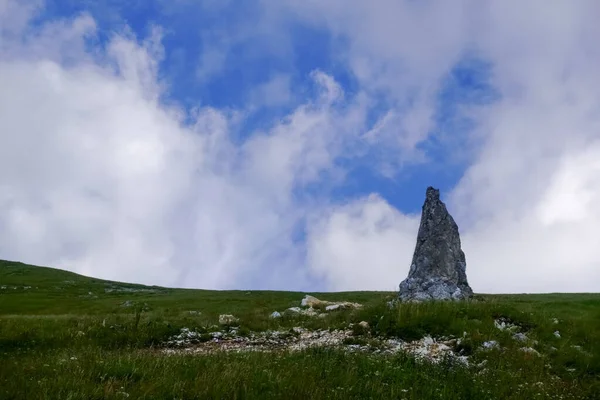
399,187,473,301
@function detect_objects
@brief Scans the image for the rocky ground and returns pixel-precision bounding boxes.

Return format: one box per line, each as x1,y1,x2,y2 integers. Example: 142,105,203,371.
161,294,581,373
163,325,470,366
163,295,466,365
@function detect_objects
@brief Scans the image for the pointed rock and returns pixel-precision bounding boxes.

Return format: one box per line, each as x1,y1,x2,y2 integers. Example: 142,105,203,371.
399,187,473,301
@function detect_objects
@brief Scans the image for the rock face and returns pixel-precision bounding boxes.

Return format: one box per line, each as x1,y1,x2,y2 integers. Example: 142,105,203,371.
399,187,473,301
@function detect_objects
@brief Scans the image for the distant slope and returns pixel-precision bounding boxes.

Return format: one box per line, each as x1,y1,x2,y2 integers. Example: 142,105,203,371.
0,259,391,316
0,259,142,288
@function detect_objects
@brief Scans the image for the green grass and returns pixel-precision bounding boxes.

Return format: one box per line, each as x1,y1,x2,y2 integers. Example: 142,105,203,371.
1,259,599,399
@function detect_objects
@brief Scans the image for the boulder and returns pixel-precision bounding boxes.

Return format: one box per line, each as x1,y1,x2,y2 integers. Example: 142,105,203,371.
300,295,362,310
399,187,473,301
301,295,323,307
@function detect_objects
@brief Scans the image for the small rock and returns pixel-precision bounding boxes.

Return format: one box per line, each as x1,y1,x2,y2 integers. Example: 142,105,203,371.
219,314,238,325
513,333,528,342
325,304,341,312
482,340,499,350
494,318,519,332
551,318,559,324
520,347,540,356
302,307,319,317
286,307,302,314
270,311,282,319
121,300,134,307
358,321,370,329
553,331,561,339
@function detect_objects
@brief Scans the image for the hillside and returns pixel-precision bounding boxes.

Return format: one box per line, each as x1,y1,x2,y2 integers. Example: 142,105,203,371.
1,259,599,399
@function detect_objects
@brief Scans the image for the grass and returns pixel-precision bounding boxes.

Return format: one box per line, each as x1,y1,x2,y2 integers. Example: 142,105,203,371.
1,259,599,399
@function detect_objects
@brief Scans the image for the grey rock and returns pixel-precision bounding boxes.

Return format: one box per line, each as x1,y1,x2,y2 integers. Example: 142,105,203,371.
218,314,239,325
519,347,540,356
513,333,528,342
399,187,473,301
482,340,500,350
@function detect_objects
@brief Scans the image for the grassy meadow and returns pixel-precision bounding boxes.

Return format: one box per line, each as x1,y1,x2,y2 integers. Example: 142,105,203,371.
1,259,599,399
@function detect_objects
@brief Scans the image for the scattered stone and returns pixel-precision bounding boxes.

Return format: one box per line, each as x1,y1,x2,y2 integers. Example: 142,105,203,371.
482,340,500,350
571,345,592,357
270,311,282,319
398,187,473,302
513,333,528,342
285,307,320,317
520,347,540,356
358,321,370,329
163,327,468,365
218,314,239,325
121,300,134,307
299,295,362,311
105,285,159,294
302,308,319,317
553,331,561,339
494,318,519,332
551,318,559,324
187,311,201,316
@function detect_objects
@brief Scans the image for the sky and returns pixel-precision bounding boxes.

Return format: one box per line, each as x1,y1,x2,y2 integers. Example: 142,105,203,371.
1,0,600,293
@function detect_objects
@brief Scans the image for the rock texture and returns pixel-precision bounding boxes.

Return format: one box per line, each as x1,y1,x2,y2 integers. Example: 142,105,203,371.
399,187,473,301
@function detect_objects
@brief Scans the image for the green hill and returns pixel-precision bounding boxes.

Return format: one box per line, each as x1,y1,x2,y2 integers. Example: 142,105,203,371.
1,259,599,399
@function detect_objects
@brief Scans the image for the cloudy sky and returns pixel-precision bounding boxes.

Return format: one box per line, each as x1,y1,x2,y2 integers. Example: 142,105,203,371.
1,0,599,293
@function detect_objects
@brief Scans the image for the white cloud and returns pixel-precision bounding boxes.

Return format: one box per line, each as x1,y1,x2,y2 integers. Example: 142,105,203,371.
0,1,368,290
306,194,419,291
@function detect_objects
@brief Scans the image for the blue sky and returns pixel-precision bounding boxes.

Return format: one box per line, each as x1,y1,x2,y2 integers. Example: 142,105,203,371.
2,0,600,293
39,0,496,214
